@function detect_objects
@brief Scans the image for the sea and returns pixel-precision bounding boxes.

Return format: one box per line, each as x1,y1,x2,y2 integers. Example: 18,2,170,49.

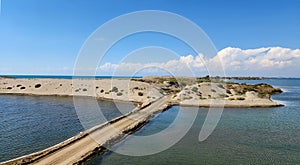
0,78,299,164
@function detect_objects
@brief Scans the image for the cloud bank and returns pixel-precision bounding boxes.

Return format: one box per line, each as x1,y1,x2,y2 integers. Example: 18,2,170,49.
96,47,300,77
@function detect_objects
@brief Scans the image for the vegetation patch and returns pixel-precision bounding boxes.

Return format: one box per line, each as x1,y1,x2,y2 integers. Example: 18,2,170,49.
200,96,206,100
226,89,232,94
191,87,198,92
217,84,225,89
258,92,266,98
236,97,245,100
35,84,42,88
112,86,118,92
219,94,228,98
227,83,282,98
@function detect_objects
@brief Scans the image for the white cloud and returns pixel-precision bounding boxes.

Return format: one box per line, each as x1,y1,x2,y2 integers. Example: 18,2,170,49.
214,47,300,71
96,47,300,77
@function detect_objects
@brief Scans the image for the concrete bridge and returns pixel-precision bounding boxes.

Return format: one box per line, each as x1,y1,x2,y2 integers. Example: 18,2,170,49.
1,96,171,165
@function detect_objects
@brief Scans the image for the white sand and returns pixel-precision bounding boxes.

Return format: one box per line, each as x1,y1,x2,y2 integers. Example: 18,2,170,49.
0,78,282,107
0,78,163,104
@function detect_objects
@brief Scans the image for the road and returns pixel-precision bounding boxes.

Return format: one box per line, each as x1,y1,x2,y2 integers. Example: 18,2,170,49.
23,96,170,165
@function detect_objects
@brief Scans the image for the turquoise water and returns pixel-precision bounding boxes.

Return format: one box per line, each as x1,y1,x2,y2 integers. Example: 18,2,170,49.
89,79,300,164
0,96,135,162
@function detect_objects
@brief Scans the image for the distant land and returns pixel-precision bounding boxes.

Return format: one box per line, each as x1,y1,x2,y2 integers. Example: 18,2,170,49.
1,75,299,80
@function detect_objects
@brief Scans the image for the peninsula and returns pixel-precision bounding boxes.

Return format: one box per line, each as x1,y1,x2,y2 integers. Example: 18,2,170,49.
0,76,283,108
0,76,283,164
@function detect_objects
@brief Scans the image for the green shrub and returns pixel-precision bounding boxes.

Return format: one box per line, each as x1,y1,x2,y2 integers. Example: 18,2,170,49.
35,84,42,88
226,89,232,94
191,87,198,92
112,86,118,92
169,78,178,85
117,92,123,96
217,84,225,89
236,97,245,100
258,92,266,98
236,90,245,95
138,92,144,96
200,96,206,100
219,94,228,98
245,86,256,92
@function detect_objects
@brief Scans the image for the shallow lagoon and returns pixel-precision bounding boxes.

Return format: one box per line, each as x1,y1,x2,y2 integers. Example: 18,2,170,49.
90,78,300,164
1,78,299,164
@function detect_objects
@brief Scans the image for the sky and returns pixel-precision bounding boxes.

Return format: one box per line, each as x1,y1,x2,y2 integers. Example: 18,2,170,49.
0,0,300,77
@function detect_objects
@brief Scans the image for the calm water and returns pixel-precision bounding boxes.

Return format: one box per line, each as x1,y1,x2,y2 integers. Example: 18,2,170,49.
89,79,300,164
0,95,135,162
1,78,299,164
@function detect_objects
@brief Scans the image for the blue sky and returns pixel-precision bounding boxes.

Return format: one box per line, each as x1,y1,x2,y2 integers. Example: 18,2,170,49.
0,0,299,76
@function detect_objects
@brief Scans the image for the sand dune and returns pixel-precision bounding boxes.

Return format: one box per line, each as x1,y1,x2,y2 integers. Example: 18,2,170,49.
0,77,282,107
0,78,163,105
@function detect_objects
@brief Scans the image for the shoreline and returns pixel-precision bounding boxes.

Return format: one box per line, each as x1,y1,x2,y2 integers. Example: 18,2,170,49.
0,77,283,108
0,77,285,164
0,96,171,165
176,102,283,108
0,92,283,108
1,92,282,164
0,93,143,105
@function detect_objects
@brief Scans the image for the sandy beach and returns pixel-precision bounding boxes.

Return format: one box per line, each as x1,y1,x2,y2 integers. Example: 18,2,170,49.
0,77,284,164
0,77,282,108
0,78,162,105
